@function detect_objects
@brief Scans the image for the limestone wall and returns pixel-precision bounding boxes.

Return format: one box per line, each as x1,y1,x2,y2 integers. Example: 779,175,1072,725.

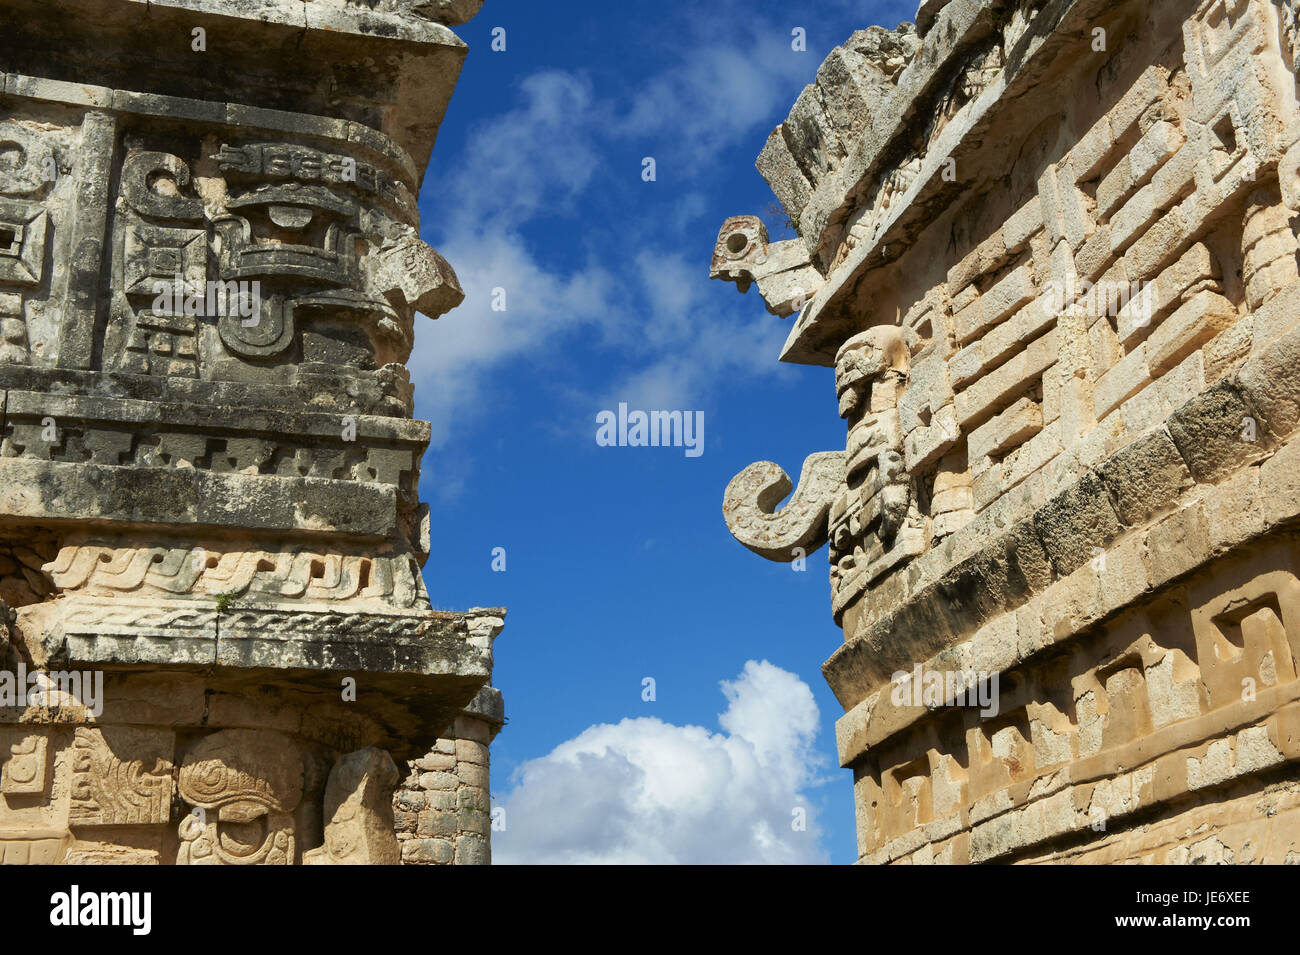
721,0,1300,864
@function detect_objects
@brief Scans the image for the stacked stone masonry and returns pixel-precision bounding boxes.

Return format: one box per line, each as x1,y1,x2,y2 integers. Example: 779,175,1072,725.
721,0,1300,864
0,0,506,865
393,685,503,866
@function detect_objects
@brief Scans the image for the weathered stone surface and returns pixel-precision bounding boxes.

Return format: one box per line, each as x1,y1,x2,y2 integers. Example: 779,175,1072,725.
722,452,845,561
1097,429,1193,527
391,691,502,865
0,0,505,865
1167,381,1267,484
710,215,824,316
721,0,1300,865
305,747,401,865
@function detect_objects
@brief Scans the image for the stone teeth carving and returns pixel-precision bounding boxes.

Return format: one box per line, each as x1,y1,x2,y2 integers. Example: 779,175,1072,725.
177,729,304,866
214,143,411,211
723,452,846,561
213,203,359,289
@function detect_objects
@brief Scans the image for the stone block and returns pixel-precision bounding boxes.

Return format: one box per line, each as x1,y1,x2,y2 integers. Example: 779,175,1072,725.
1097,428,1193,526
1167,380,1267,483
1033,470,1121,577
1145,290,1237,376
401,838,454,865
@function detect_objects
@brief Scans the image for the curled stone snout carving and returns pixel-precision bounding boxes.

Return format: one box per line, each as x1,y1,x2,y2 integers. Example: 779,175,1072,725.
722,451,846,561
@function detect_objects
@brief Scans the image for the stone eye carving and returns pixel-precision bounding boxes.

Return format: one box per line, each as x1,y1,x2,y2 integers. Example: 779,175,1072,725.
177,729,304,866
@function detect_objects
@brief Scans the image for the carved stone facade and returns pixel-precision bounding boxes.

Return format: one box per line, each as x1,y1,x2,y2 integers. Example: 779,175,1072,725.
721,0,1300,863
0,0,505,864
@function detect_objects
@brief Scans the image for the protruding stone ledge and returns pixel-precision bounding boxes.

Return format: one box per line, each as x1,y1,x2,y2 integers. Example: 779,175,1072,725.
0,365,422,420
777,0,1180,365
825,315,1300,716
0,458,402,539
0,0,474,172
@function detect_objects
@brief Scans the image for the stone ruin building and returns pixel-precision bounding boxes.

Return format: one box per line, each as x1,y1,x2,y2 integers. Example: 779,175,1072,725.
719,0,1300,864
0,0,504,865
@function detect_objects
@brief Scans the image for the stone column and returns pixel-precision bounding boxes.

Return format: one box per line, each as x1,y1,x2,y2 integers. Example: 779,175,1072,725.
394,685,505,865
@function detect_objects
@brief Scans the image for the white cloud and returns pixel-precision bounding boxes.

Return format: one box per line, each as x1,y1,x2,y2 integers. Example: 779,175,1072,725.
615,34,817,171
439,71,604,233
493,660,829,865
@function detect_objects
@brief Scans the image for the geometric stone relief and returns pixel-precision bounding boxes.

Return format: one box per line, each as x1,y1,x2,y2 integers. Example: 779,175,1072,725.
1189,559,1300,709
0,0,501,869
0,831,70,865
89,130,460,387
119,151,204,223
852,540,1300,863
212,141,414,217
111,149,207,379
719,0,1300,866
47,542,431,609
0,730,49,796
122,224,205,297
0,411,421,489
68,726,175,826
0,199,48,286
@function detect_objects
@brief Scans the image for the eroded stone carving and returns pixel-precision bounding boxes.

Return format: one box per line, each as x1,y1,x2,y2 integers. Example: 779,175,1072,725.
0,0,504,866
177,729,304,866
0,730,47,795
47,541,430,609
0,199,47,287
711,215,824,316
305,746,400,865
720,0,1300,864
722,452,845,561
69,727,174,826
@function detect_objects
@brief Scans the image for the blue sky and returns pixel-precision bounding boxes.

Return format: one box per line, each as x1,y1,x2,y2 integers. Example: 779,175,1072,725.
411,0,916,864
